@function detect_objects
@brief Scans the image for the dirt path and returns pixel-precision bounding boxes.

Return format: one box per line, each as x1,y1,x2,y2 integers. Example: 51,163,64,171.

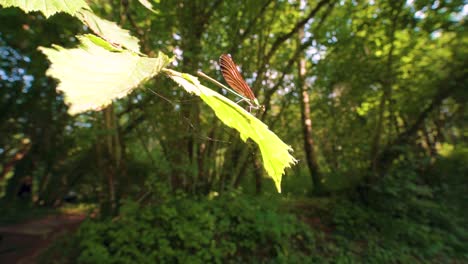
0,212,86,263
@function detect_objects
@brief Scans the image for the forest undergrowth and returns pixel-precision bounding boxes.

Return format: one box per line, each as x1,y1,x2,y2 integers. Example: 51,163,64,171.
40,150,468,264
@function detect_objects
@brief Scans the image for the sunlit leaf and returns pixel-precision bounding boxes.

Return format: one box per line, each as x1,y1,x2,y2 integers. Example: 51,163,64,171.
137,0,159,14
0,0,89,17
164,69,297,193
39,34,172,115
76,9,141,53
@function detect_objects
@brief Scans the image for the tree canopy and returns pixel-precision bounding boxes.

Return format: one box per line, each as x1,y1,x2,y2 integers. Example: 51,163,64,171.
0,0,466,262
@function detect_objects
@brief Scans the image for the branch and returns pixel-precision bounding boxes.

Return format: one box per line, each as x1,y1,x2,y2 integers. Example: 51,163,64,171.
0,139,31,181
260,2,335,120
231,0,273,54
252,0,331,90
264,0,330,65
201,0,224,27
375,86,458,176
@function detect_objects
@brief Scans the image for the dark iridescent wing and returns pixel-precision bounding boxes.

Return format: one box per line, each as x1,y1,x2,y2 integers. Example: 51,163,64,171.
219,54,257,101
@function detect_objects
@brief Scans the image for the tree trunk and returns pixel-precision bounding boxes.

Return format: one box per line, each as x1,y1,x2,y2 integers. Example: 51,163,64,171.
297,24,322,194
175,0,222,192
370,2,402,174
98,105,122,216
375,87,455,176
0,139,30,181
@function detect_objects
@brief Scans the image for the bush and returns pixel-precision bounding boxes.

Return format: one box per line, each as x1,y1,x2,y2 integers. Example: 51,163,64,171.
332,162,468,263
51,190,317,263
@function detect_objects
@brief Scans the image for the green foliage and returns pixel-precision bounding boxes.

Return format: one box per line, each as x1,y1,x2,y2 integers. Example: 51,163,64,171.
76,9,141,53
331,164,468,262
52,191,316,263
40,35,172,115
0,0,89,17
136,0,158,14
5,0,298,191
1,1,466,262
166,70,297,192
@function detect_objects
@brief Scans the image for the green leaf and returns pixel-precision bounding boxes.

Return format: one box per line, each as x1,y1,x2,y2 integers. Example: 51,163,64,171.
76,9,141,53
39,34,172,115
0,1,140,52
137,0,159,14
0,0,89,17
164,69,297,193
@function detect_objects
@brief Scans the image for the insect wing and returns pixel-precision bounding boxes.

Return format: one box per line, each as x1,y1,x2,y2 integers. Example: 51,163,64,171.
219,54,256,101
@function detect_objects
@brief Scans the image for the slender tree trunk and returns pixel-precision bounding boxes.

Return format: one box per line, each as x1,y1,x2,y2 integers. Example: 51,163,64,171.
297,25,322,194
370,2,403,174
371,83,390,172
0,139,30,181
104,106,116,214
176,0,222,191
98,104,122,216
422,122,437,157
232,144,259,191
375,86,455,176
253,154,263,195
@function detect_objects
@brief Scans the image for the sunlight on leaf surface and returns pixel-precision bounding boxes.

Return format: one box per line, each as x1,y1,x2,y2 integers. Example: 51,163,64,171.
39,34,172,115
164,69,297,192
137,0,159,14
0,0,89,17
76,9,141,53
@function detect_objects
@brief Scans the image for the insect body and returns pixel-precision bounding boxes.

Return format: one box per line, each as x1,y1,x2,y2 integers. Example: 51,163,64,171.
218,54,261,109
197,54,262,111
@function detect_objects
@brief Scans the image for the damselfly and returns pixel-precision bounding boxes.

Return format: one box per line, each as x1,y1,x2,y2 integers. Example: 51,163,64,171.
198,54,263,111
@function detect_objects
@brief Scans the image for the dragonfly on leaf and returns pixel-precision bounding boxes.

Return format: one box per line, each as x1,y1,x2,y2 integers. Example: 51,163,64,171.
198,54,263,112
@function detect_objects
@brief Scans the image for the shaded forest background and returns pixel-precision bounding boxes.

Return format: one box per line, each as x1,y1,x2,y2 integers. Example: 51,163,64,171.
0,0,467,262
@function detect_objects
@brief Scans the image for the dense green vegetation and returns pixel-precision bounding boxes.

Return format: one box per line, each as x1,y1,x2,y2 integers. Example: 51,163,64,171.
1,0,467,262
